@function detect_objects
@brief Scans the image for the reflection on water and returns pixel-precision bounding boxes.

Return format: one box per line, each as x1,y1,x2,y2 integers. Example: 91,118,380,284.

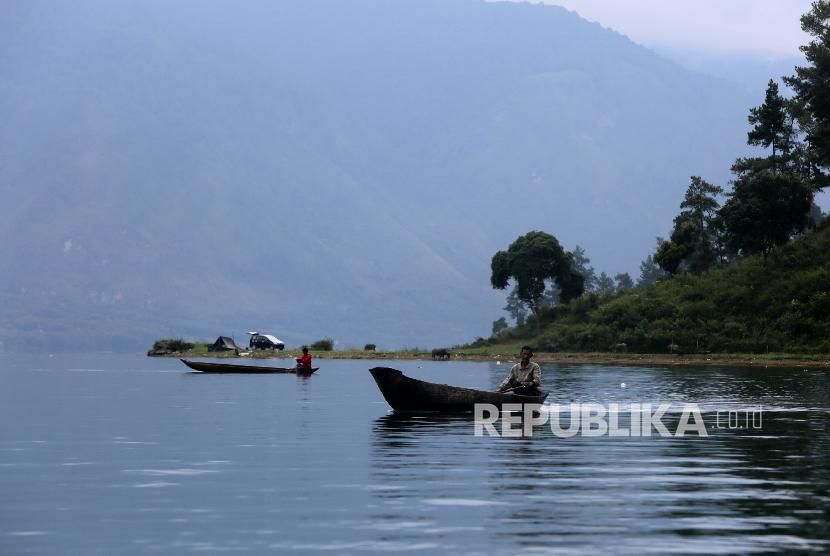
368,366,830,554
0,354,828,554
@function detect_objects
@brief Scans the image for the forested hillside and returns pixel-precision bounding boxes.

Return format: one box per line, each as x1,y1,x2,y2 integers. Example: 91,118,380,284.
483,1,830,356
487,218,830,354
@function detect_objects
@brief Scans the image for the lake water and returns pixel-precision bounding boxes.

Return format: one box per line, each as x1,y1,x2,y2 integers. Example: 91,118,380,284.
1,354,829,554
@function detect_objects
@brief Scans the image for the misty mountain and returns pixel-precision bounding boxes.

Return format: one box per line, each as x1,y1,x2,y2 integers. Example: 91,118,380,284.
661,49,806,94
0,0,755,352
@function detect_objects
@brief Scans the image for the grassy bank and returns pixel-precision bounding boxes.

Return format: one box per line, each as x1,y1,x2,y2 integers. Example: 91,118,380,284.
154,346,830,368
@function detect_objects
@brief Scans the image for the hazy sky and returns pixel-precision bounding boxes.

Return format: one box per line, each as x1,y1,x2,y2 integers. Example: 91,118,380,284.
507,1,813,60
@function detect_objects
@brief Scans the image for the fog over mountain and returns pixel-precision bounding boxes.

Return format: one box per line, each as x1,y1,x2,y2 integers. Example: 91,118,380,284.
0,0,756,352
660,50,806,95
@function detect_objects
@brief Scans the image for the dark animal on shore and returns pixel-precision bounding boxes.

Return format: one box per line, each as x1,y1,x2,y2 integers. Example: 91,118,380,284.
668,343,682,354
431,348,451,360
364,343,376,351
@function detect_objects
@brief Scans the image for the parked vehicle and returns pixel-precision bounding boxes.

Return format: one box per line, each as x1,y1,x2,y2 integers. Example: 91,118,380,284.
247,332,285,350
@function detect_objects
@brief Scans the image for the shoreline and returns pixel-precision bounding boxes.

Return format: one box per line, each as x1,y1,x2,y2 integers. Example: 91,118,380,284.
155,350,830,368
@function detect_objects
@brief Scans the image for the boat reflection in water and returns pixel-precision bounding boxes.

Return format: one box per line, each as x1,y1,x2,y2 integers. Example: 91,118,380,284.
368,384,830,553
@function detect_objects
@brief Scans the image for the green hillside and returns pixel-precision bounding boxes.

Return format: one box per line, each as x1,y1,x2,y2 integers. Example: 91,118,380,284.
485,218,830,354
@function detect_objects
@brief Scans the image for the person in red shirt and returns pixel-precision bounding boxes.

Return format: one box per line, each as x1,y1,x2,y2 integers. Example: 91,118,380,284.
296,346,312,370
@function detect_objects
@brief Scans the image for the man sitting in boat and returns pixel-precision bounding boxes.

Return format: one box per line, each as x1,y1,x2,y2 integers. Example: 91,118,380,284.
497,346,541,395
296,346,313,371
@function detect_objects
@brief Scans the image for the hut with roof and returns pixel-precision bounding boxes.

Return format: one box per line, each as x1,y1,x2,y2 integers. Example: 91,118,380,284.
208,336,240,353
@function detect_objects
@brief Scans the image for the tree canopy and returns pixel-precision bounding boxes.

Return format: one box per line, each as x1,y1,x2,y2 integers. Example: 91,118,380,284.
614,272,634,292
571,245,598,292
720,75,815,260
491,231,584,328
655,176,723,275
720,170,813,259
786,0,830,178
638,237,667,286
747,80,791,170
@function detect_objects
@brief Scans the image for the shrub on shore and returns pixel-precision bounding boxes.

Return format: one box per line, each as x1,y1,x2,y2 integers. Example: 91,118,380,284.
148,338,194,356
310,337,335,351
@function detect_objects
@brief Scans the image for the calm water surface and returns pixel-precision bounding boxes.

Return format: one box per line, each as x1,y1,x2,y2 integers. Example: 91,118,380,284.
1,354,829,554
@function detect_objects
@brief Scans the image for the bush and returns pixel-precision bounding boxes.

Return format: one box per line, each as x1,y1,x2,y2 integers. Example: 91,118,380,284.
310,337,334,351
154,338,192,351
536,335,559,353
148,338,193,355
469,337,496,348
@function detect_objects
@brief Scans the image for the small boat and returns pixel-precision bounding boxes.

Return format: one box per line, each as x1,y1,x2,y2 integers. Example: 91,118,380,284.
181,359,318,374
369,367,547,412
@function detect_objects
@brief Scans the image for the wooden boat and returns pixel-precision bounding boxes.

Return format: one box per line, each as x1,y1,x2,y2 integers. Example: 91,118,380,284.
369,367,547,412
181,359,318,374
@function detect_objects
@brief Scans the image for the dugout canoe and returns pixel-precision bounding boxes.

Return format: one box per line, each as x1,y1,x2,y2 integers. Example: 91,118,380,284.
369,367,547,412
181,359,318,374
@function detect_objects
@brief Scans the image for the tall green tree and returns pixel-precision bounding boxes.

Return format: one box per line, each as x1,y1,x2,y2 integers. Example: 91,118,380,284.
654,237,689,275
786,95,830,189
785,0,830,180
614,272,634,292
720,73,816,261
492,317,508,335
681,176,724,222
655,176,723,275
571,245,598,292
720,169,813,260
491,231,584,330
638,237,667,286
503,286,528,326
596,272,615,296
747,80,791,171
